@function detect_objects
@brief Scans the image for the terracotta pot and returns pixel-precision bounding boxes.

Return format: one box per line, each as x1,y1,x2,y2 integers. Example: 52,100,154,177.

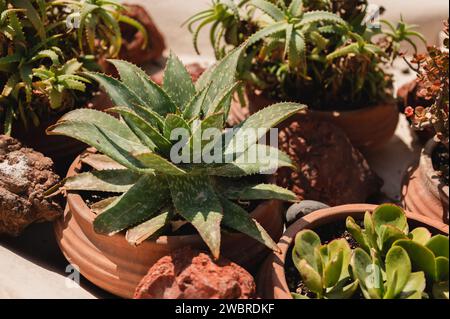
245,90,399,152
402,139,449,224
54,155,285,298
11,92,112,175
257,204,449,299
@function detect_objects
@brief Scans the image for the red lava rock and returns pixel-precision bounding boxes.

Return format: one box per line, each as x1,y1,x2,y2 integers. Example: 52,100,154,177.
119,4,166,65
274,114,382,206
0,135,62,236
134,248,256,299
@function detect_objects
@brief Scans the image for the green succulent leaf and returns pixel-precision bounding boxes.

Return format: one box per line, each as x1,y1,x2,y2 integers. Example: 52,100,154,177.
94,175,169,235
133,152,187,175
298,259,323,296
125,209,174,246
426,235,449,259
221,183,297,202
108,60,177,115
292,229,322,274
436,257,449,282
163,53,196,109
384,246,411,299
399,272,426,299
378,224,408,255
249,0,285,22
218,195,279,252
323,249,344,288
325,279,359,299
351,248,382,299
346,216,370,252
164,113,191,140
247,21,288,46
61,170,141,193
394,239,437,281
372,204,408,236
168,175,223,259
410,227,432,246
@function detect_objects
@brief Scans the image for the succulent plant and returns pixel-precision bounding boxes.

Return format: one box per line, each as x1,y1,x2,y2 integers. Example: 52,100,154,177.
347,204,449,299
291,204,449,299
0,0,147,134
291,229,359,299
47,47,305,258
186,0,425,110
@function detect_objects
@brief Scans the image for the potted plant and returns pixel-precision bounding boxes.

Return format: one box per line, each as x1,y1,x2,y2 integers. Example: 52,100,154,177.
46,47,303,298
185,0,425,151
257,203,449,299
0,0,156,169
402,21,449,224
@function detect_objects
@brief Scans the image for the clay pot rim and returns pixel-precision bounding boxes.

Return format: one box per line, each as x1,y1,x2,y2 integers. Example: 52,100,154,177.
421,138,449,200
267,203,449,299
66,151,279,245
249,88,396,115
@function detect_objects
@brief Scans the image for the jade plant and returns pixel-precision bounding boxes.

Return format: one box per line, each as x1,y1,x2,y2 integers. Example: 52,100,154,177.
292,230,358,299
47,46,305,258
291,204,449,299
0,0,147,134
186,0,425,110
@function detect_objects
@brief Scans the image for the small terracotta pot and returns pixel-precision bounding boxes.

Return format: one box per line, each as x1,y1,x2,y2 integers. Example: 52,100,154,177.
402,139,449,224
12,92,112,175
257,204,449,299
54,155,285,298
245,90,399,152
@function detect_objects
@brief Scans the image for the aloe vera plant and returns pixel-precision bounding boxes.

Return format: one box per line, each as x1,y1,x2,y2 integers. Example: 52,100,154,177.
0,0,147,134
291,229,359,299
186,0,425,110
47,47,304,258
291,204,449,299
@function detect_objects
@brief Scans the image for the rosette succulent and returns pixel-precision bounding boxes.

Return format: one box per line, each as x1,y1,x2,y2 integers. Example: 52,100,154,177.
47,47,305,258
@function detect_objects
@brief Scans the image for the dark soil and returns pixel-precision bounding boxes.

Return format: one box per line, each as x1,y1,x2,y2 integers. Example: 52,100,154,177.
432,143,449,186
285,221,363,299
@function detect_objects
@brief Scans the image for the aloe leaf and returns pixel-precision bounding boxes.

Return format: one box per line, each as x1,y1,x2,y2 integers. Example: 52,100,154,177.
163,53,196,109
224,102,306,156
94,175,169,235
393,239,437,281
126,209,174,246
426,235,449,259
204,81,241,119
62,170,140,193
384,246,411,299
288,0,303,16
47,120,148,171
91,197,118,215
220,183,297,202
190,112,224,162
133,152,187,175
249,0,285,21
183,84,211,120
83,72,145,111
108,60,177,115
81,153,125,171
11,0,46,40
196,45,244,113
108,107,172,154
299,10,346,26
164,114,191,140
247,21,288,46
167,175,223,258
211,144,294,177
218,195,279,251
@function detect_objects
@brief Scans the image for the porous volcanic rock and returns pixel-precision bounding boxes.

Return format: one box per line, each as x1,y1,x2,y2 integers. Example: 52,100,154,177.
274,114,382,206
0,135,62,236
134,248,256,299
